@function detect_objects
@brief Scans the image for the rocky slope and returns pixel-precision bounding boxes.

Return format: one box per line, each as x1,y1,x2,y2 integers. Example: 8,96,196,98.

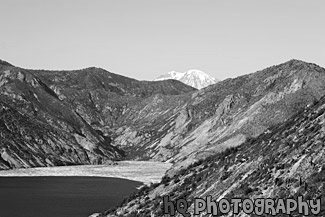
0,60,195,169
100,83,325,217
0,100,100,169
155,69,218,89
112,60,325,175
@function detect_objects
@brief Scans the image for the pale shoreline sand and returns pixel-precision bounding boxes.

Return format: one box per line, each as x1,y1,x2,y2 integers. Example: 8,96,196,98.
0,161,172,185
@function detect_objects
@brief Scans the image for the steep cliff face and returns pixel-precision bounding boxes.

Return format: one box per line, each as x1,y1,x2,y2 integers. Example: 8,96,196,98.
0,101,97,169
0,60,195,169
101,87,325,217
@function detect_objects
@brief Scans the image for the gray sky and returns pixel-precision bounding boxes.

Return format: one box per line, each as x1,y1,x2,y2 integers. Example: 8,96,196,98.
0,0,324,80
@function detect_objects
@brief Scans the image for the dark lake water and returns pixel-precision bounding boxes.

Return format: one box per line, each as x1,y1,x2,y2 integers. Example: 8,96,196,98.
0,176,141,217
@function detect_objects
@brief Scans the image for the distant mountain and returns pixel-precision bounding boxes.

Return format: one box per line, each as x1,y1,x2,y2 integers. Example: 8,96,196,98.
155,69,218,89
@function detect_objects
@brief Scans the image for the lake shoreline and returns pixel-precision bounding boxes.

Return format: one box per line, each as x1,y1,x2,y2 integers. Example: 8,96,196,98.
0,161,172,185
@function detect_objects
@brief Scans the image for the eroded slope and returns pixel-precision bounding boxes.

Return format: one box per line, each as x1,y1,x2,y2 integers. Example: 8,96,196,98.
102,91,325,217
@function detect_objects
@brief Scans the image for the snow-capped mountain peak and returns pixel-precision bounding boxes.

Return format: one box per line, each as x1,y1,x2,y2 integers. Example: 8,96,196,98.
155,69,218,89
